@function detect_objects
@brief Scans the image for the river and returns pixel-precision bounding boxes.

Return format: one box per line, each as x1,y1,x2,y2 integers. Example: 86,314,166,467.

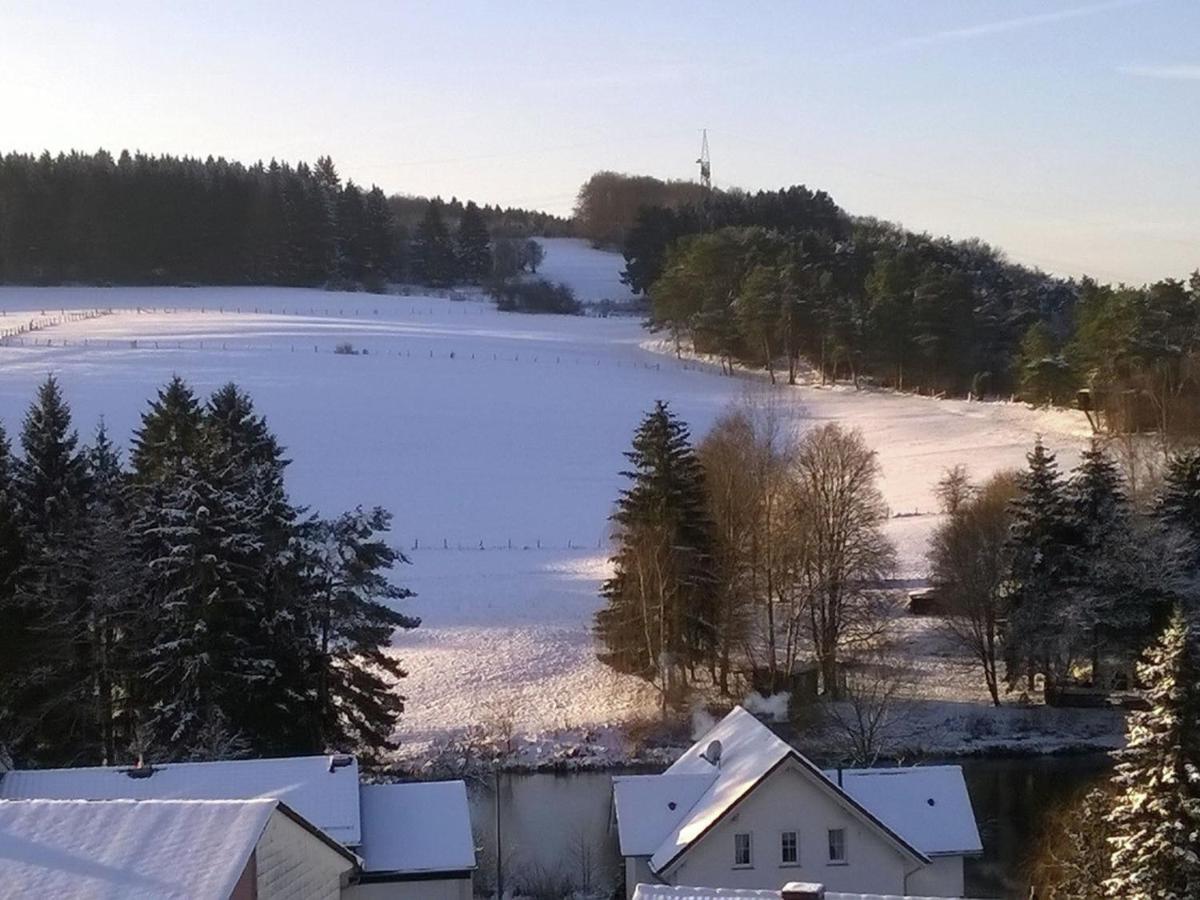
466,753,1114,899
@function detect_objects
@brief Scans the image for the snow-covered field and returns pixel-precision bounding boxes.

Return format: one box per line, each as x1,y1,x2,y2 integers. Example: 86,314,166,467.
0,241,1095,760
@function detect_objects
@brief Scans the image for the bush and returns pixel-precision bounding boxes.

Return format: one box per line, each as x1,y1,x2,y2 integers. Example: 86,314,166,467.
486,278,581,315
333,342,358,355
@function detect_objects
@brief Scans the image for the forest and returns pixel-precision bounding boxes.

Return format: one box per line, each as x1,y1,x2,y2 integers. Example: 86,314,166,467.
0,376,415,769
577,172,1200,436
0,149,567,289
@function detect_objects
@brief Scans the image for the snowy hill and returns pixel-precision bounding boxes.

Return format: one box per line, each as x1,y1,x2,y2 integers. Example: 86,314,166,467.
0,285,1090,759
533,237,636,304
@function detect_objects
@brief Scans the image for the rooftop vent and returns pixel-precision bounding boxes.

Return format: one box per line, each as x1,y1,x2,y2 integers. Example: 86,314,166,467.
701,739,722,767
328,754,354,773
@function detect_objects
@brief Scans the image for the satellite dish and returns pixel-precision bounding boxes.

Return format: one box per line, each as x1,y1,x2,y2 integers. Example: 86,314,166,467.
703,739,723,767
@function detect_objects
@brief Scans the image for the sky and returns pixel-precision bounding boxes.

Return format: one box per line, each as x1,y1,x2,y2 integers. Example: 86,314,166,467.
2,0,1198,284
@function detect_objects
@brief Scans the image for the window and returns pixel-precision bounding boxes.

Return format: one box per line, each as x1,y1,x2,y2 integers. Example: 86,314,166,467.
734,832,752,867
781,830,798,865
827,828,846,864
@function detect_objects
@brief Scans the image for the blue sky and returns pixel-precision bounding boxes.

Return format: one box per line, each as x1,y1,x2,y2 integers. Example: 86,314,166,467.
3,0,1197,283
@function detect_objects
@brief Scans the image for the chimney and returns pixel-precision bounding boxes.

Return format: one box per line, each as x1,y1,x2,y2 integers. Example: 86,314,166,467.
782,883,825,900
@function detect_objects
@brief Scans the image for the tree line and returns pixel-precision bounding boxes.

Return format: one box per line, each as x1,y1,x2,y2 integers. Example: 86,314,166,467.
0,376,415,768
931,438,1200,708
594,400,893,709
0,149,563,290
595,169,1200,421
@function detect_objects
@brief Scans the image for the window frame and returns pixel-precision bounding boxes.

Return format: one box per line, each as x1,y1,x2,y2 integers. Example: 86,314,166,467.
827,827,847,865
780,829,799,866
733,831,753,868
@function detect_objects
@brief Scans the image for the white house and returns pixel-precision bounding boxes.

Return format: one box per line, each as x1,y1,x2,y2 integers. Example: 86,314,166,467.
631,883,983,900
0,797,358,899
0,755,475,898
612,707,981,899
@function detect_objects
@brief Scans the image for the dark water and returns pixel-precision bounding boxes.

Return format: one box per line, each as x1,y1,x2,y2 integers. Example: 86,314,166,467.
467,753,1114,899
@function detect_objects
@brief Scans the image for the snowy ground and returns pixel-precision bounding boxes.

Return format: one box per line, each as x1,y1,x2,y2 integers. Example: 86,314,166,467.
534,238,637,304
0,262,1097,762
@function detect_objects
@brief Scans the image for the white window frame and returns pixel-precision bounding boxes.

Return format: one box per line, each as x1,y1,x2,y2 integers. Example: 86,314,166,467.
780,829,799,866
827,827,847,865
733,831,753,868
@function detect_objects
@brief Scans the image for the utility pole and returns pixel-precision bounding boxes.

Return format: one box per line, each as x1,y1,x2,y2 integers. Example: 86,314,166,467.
494,767,504,899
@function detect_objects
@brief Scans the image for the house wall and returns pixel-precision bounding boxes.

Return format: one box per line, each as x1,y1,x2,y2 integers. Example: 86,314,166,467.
255,811,355,900
906,854,964,896
344,876,472,900
662,762,921,896
625,857,656,900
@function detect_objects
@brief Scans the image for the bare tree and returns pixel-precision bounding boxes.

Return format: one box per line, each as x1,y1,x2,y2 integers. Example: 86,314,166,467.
823,652,912,765
699,394,811,693
928,470,1020,705
1028,786,1113,899
934,463,975,514
791,424,896,698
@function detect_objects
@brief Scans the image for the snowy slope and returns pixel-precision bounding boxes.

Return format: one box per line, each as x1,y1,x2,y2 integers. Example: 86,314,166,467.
534,237,636,303
0,285,1091,757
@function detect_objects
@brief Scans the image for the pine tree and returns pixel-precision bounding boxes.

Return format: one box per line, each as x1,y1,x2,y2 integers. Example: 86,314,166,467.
412,199,457,286
0,422,28,752
130,375,204,482
8,376,94,764
455,200,491,283
595,402,718,707
203,384,311,754
361,187,396,283
129,448,273,758
1004,438,1074,689
1105,607,1200,898
1063,441,1160,672
83,422,137,763
1160,447,1200,566
298,507,417,759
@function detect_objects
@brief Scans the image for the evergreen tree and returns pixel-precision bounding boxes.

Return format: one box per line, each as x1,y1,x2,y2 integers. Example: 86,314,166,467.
411,199,457,286
298,507,417,758
130,375,204,482
455,200,492,282
1004,438,1074,689
8,376,94,764
0,422,28,751
203,384,311,753
595,402,718,707
1160,447,1200,567
1063,441,1160,669
83,422,137,763
1105,607,1200,898
361,187,396,282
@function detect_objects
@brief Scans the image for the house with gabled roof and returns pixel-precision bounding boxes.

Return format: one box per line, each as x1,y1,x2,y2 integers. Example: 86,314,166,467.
0,797,359,899
612,707,981,899
0,755,475,899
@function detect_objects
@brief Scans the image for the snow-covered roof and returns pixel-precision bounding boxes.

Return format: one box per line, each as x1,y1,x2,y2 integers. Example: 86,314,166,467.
631,887,978,900
830,766,982,856
614,707,980,874
0,798,276,899
357,781,476,874
0,755,362,846
612,773,713,856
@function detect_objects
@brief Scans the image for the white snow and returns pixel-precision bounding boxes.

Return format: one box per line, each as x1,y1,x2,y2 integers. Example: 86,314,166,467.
357,781,474,874
534,237,636,303
0,798,275,900
614,707,982,874
831,767,982,856
0,274,1093,758
0,755,362,845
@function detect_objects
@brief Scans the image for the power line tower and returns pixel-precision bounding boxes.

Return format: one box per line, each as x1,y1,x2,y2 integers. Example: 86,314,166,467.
696,129,711,190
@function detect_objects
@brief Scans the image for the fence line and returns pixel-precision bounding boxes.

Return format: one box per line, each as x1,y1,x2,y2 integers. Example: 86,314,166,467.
406,537,608,552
